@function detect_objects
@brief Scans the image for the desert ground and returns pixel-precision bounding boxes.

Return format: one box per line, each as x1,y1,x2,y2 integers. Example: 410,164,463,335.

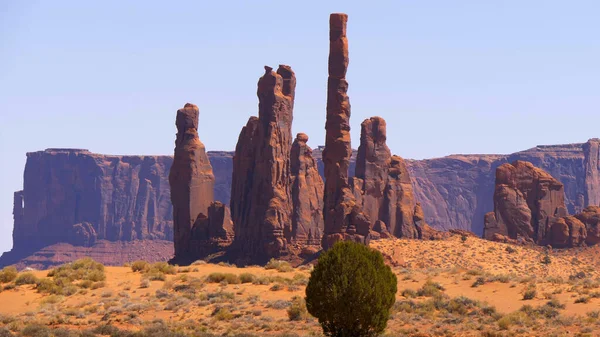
2,235,600,337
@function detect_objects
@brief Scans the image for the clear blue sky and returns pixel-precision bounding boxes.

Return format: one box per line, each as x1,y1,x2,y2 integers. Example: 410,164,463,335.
1,0,599,254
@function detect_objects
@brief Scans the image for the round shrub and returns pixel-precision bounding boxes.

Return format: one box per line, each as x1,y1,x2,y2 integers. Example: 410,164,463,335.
15,272,39,286
0,267,18,283
305,241,397,337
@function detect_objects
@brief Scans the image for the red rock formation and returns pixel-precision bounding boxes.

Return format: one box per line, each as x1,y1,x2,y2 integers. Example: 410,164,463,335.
230,65,296,260
9,149,173,251
584,139,600,208
189,201,234,257
575,206,600,245
351,117,422,238
322,13,371,249
547,216,587,248
353,117,390,227
484,161,567,244
169,103,215,261
480,160,600,248
290,133,324,246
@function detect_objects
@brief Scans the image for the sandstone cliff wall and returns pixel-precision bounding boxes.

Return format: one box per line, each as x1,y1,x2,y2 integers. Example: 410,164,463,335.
3,139,599,267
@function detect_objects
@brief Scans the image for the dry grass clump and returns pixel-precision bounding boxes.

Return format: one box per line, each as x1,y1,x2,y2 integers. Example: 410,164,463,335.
287,296,308,321
14,273,39,286
0,267,18,283
206,273,240,285
35,258,105,296
265,259,293,272
131,261,176,283
417,279,445,297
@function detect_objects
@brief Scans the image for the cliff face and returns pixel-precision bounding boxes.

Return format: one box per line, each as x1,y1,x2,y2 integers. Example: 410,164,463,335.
14,149,174,249
407,140,600,235
3,138,599,268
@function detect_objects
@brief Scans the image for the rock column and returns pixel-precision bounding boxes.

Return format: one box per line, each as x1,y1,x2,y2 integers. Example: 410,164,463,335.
169,103,215,261
322,13,371,249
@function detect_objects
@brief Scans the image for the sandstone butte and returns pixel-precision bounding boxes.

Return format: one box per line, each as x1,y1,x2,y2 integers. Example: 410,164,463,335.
483,160,600,248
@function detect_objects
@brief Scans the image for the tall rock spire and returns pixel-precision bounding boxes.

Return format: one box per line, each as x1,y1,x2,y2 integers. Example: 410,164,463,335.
353,117,422,239
169,103,215,261
230,65,296,261
322,13,371,249
291,133,325,246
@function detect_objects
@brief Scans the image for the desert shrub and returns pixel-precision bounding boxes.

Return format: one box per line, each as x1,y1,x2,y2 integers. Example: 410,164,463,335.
287,296,308,321
164,297,191,311
401,289,417,298
545,298,566,309
417,279,445,297
522,287,537,300
15,272,39,286
575,296,590,304
140,278,151,288
541,254,552,265
78,280,93,289
239,273,256,284
212,307,234,321
91,281,105,289
191,260,206,266
147,272,166,281
0,267,18,283
206,273,240,284
0,327,13,337
587,310,600,319
93,325,120,336
20,324,51,337
291,273,309,286
39,294,64,305
36,278,61,294
48,258,105,282
505,246,517,254
270,283,283,291
305,241,397,337
570,271,587,281
497,311,532,330
252,276,272,285
131,260,149,273
149,262,176,275
265,259,293,272
472,277,486,288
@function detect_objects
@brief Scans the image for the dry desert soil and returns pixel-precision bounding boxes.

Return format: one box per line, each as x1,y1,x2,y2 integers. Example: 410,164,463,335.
2,235,600,337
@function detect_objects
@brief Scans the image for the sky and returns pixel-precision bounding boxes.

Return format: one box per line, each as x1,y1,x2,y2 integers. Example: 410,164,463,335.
0,0,599,254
